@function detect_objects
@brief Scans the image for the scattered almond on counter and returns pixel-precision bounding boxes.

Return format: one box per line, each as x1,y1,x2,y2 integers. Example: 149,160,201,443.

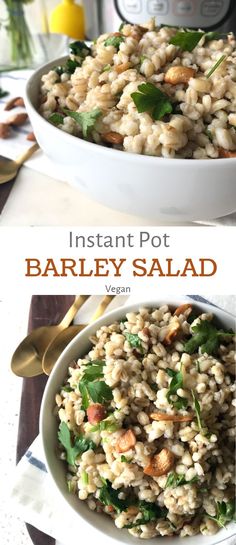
164,66,196,85
0,122,11,139
4,96,25,111
144,448,175,477
6,113,28,126
26,131,37,142
116,429,136,453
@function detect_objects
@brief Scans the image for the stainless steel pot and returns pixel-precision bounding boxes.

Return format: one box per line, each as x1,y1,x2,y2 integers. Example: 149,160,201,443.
84,0,236,38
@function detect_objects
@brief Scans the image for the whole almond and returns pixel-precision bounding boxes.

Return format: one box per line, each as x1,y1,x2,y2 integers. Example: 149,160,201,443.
219,147,236,158
0,123,11,139
164,66,196,85
4,96,24,111
7,113,28,126
144,448,175,477
174,304,192,317
26,131,37,142
116,429,136,453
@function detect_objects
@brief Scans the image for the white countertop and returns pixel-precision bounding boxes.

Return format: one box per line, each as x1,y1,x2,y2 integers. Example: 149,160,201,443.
0,166,198,227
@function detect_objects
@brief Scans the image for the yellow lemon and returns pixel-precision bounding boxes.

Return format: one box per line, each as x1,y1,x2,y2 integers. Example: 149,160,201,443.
49,0,85,39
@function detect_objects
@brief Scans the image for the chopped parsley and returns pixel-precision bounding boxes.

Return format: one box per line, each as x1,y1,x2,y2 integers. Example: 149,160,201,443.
166,367,188,410
183,320,234,355
63,108,101,138
125,332,143,351
207,501,236,528
81,360,105,382
48,113,64,126
61,384,73,392
58,422,95,466
125,501,167,528
78,360,113,410
81,470,89,485
104,35,125,49
69,40,91,58
191,390,204,433
119,22,127,32
170,30,204,52
131,83,173,121
103,64,111,72
90,415,118,433
165,472,198,488
206,55,226,78
121,455,131,463
99,480,130,513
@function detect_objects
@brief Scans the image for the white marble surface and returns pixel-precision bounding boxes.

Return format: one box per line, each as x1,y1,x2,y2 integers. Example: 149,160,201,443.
0,167,197,227
1,294,235,545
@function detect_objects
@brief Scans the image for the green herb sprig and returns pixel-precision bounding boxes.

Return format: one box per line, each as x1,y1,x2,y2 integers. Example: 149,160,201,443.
63,108,102,138
104,35,125,49
169,30,227,52
165,472,198,488
78,360,113,410
207,501,236,528
191,390,204,433
99,480,130,513
125,501,167,528
184,320,234,355
206,55,226,78
125,332,144,351
58,422,95,466
166,367,188,410
131,83,173,121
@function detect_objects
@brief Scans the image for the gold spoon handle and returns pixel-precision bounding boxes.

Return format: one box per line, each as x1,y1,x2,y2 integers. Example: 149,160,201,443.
89,295,115,323
15,143,39,167
59,295,90,329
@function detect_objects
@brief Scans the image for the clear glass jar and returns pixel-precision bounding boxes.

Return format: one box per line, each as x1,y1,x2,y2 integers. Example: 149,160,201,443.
0,0,69,70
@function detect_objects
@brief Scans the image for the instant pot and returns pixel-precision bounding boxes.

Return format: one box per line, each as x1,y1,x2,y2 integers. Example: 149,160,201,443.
84,0,236,38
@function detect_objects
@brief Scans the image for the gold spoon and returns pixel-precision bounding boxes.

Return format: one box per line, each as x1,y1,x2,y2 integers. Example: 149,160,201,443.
11,295,90,378
0,143,39,184
42,295,115,375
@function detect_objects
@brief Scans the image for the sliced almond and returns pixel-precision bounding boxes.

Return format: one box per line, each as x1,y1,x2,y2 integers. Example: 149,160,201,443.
144,448,175,477
0,122,11,139
4,96,24,111
150,412,193,422
115,62,131,74
164,66,196,85
7,113,28,126
116,429,136,453
163,322,180,345
26,131,37,142
219,147,236,158
102,131,124,145
174,304,192,317
130,25,148,41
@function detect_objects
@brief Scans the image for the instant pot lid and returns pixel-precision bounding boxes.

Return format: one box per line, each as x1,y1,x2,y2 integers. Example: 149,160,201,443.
114,0,234,30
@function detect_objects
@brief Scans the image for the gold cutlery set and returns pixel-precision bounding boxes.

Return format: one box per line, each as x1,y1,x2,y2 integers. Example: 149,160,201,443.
11,295,115,378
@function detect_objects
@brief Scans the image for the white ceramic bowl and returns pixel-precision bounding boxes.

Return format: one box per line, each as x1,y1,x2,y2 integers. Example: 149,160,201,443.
25,58,236,223
40,297,235,545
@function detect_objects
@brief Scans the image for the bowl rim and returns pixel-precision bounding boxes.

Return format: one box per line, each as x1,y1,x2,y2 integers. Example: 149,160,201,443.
25,56,236,167
40,297,236,545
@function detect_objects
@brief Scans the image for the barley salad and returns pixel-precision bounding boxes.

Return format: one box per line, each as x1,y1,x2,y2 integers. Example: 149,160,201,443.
55,304,236,539
39,21,236,159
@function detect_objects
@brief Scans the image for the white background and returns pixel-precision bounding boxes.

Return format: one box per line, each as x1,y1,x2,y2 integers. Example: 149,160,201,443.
1,226,236,294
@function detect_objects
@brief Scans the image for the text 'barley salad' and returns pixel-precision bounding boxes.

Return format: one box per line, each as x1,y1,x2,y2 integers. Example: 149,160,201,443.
55,304,236,539
39,21,236,159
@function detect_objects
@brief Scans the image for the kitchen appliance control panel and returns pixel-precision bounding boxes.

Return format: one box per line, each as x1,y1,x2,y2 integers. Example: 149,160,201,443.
115,0,231,28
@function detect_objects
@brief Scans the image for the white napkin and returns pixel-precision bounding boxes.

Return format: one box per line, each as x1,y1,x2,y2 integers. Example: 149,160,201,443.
10,295,235,545
1,71,236,225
